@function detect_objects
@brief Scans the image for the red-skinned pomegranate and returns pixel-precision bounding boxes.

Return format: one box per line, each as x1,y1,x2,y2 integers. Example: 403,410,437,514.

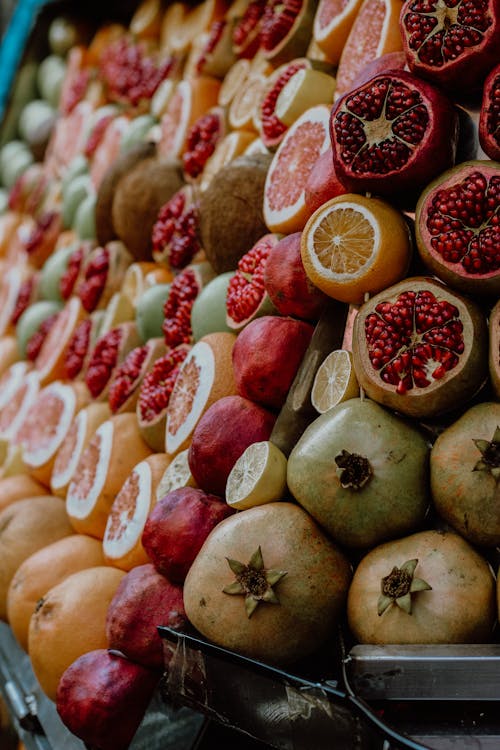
107,338,166,414
151,186,202,270
77,241,132,313
347,530,496,644
479,62,500,161
56,649,159,750
162,263,215,347
106,564,187,670
351,277,488,418
85,322,142,401
415,160,500,296
260,59,309,149
188,395,276,496
399,0,500,95
232,0,266,57
59,241,94,301
182,107,226,180
10,274,39,327
330,70,459,201
142,487,234,582
352,50,407,88
233,316,314,409
63,312,103,381
430,402,500,547
264,232,327,320
303,148,348,218
225,234,279,330
136,344,190,452
260,0,318,65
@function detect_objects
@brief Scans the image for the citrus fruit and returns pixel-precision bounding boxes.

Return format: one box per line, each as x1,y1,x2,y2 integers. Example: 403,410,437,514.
98,291,135,335
130,0,163,39
66,413,152,539
274,68,337,127
313,0,365,63
300,194,412,304
225,440,288,510
263,104,332,234
0,495,73,620
310,349,359,413
34,295,88,386
14,381,90,488
135,283,172,342
28,566,126,701
160,1,188,52
90,115,131,190
7,534,105,651
0,371,40,442
102,453,173,571
155,448,197,500
0,474,48,514
218,58,252,107
228,74,267,132
50,402,111,499
165,332,237,456
334,0,403,100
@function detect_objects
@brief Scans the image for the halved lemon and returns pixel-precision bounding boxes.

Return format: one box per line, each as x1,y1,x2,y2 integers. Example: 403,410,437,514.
225,440,287,510
311,349,359,413
155,448,196,500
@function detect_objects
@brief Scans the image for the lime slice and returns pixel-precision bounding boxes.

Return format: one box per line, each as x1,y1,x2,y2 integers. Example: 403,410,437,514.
311,349,359,413
226,440,287,510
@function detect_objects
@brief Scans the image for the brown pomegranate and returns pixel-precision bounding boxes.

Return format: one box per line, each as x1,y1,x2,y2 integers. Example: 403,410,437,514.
351,277,488,418
107,338,166,414
56,649,159,750
330,70,459,201
151,186,202,270
347,529,496,644
479,62,500,161
85,322,142,401
415,160,500,296
183,502,352,664
399,0,500,94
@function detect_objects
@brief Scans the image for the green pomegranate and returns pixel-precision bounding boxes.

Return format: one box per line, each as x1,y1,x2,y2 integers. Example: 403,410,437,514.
287,397,430,548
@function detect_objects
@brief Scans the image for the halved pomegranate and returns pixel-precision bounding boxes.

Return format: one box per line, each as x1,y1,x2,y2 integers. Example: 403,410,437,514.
162,263,215,348
108,338,166,414
226,234,279,330
194,19,237,78
260,58,310,149
260,0,317,65
351,277,488,418
76,242,132,313
151,186,202,271
59,242,95,301
85,322,142,401
63,313,103,381
400,0,500,94
232,0,266,58
479,62,500,161
415,160,500,296
330,70,459,201
182,107,226,181
22,211,62,269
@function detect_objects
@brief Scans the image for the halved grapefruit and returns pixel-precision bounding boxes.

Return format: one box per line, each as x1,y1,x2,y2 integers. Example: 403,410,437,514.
103,453,173,571
0,361,31,412
313,0,364,64
0,371,40,442
34,296,88,386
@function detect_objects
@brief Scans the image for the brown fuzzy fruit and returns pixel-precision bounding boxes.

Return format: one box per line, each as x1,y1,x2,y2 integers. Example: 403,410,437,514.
112,157,185,261
199,153,272,273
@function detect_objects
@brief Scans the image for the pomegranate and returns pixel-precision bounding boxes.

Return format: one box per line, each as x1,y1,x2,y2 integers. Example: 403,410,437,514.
136,344,190,452
77,242,132,313
399,0,500,94
162,264,214,347
182,107,226,180
415,160,500,296
303,148,348,218
56,649,158,750
8,163,48,214
352,50,407,88
107,338,166,414
260,59,309,149
287,398,430,549
63,313,103,381
351,277,488,418
183,502,352,664
233,316,314,409
347,530,496,644
142,487,234,582
151,186,202,270
188,395,276,496
260,0,317,65
264,232,328,321
21,210,62,269
233,0,266,58
85,322,142,401
430,402,500,547
225,234,279,330
10,274,39,326
106,564,187,670
330,70,459,201
194,20,237,78
479,62,500,160
25,313,59,362
59,242,94,301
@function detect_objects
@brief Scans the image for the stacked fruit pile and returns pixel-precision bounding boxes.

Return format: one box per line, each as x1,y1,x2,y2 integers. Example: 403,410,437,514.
0,0,498,746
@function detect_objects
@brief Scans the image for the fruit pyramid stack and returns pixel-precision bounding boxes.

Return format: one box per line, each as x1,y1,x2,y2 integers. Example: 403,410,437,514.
0,0,498,745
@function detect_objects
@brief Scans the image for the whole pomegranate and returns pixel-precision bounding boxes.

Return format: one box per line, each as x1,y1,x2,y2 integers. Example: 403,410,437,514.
330,70,459,201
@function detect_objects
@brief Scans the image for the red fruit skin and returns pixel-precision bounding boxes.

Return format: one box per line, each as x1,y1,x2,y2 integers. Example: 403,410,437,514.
351,52,406,88
479,62,500,161
188,395,276,496
56,649,158,750
304,148,349,218
142,487,234,583
264,233,328,321
106,564,187,671
232,316,314,409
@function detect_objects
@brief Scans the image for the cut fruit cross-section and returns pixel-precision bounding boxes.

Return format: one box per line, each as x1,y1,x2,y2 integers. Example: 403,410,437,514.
313,0,365,64
225,440,288,510
310,348,359,413
155,448,197,500
0,371,40,442
34,296,88,386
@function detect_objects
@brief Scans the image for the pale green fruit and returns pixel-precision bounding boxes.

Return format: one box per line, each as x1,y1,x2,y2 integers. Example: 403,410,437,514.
120,115,156,153
37,56,66,107
61,155,89,193
16,300,63,357
18,100,56,144
135,284,171,343
2,149,34,189
73,192,96,240
190,272,233,341
0,189,8,215
39,244,78,302
62,174,93,229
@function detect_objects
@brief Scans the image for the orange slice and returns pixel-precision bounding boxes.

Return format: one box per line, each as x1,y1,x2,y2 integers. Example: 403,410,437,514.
274,67,337,126
172,0,228,55
66,413,152,539
34,296,88,386
263,104,331,234
334,0,404,99
313,0,365,64
50,402,111,499
158,77,221,160
14,381,90,488
300,193,412,304
103,453,173,571
165,331,237,456
199,130,256,191
228,74,267,132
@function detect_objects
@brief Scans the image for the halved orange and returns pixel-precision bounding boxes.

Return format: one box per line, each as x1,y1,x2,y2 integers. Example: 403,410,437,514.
228,74,267,132
34,296,88,386
334,0,404,99
300,193,412,304
313,0,365,64
122,262,174,307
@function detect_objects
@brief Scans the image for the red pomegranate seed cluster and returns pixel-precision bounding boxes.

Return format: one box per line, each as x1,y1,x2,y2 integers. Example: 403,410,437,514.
64,318,92,380
261,0,304,51
195,20,226,74
60,246,86,301
84,114,115,158
10,277,35,326
226,240,273,324
261,61,306,143
233,0,266,53
182,112,221,179
162,269,200,347
60,69,91,116
108,345,149,413
138,346,189,422
85,327,123,399
26,313,59,361
152,190,201,270
23,211,58,256
77,247,110,313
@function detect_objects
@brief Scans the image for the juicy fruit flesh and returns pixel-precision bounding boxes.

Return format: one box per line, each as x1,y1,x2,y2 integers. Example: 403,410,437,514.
483,71,500,147
15,390,68,456
317,0,352,29
402,0,494,68
138,346,188,423
261,0,304,52
425,170,500,274
64,318,92,380
85,328,123,399
308,204,377,277
261,60,306,144
152,190,201,270
108,345,149,413
333,77,429,175
226,239,273,325
162,269,199,347
364,288,464,394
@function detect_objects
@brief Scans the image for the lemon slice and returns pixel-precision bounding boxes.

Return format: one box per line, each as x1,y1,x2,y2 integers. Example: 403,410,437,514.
226,440,287,510
156,448,196,500
311,349,359,413
275,68,337,127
